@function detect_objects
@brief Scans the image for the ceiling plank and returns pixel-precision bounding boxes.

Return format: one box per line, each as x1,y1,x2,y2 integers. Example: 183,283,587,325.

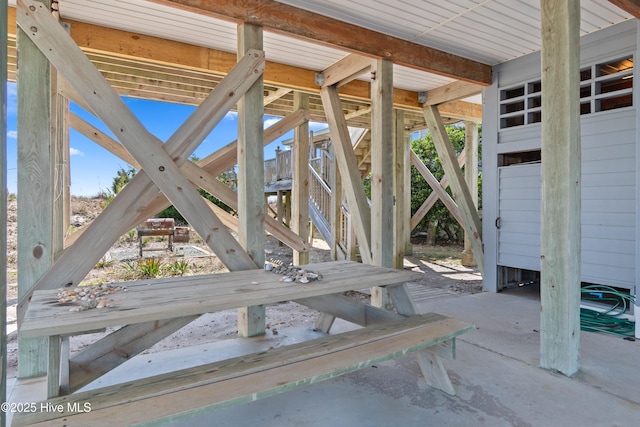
153,0,491,85
609,0,640,18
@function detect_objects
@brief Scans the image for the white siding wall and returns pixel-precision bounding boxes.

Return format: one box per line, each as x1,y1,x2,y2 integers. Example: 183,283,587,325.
483,20,637,292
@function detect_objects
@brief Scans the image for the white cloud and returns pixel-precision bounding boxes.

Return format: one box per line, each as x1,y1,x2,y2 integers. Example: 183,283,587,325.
224,111,238,120
6,130,17,139
69,147,84,156
263,117,281,129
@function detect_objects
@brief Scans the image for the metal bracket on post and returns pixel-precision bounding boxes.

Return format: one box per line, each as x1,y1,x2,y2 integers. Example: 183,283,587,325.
418,91,427,104
315,72,325,87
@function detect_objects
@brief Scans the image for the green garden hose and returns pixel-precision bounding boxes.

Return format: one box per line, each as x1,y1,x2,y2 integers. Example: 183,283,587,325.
580,285,636,337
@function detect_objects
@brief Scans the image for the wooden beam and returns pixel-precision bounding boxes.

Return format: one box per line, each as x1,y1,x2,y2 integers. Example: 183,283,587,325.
320,85,373,264
370,59,394,268
292,92,310,265
322,54,372,88
16,0,53,377
0,0,7,418
422,106,484,275
609,0,640,18
461,122,479,266
6,6,482,121
393,109,408,269
263,87,291,105
236,23,266,337
425,81,483,106
540,0,581,376
154,0,492,85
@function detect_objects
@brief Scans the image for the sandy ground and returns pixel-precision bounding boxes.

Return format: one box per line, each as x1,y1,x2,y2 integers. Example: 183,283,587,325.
5,196,482,381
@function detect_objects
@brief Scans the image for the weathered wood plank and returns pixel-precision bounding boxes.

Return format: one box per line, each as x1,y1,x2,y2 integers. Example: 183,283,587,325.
8,6,483,119
423,105,484,275
0,0,7,418
16,0,53,377
320,85,372,263
22,262,420,338
539,0,581,376
14,314,474,427
292,92,310,265
462,122,479,266
154,0,492,85
394,109,408,269
237,23,266,337
370,59,394,269
424,81,483,106
322,54,372,88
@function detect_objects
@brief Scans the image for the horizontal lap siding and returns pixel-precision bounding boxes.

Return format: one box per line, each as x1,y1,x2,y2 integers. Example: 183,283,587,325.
580,110,635,287
498,164,541,271
497,110,635,288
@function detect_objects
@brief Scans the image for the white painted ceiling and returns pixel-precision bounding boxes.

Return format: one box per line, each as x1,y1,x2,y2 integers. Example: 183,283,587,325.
9,0,634,93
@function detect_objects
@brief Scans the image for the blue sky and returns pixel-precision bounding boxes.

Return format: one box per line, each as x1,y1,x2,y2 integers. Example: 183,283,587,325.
5,82,326,196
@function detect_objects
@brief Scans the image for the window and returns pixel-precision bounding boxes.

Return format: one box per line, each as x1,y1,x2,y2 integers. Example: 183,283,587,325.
499,82,540,129
583,56,633,113
499,55,633,130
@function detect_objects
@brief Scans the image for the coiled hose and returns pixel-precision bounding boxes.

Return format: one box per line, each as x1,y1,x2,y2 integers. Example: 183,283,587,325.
580,285,636,337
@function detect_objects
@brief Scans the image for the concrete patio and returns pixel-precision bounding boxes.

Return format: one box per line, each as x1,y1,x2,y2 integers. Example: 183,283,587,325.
8,281,639,427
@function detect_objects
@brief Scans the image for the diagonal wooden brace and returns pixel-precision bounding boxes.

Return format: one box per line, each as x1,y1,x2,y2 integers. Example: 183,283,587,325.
17,0,264,321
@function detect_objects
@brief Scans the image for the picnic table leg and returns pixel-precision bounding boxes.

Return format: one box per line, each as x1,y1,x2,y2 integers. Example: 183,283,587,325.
47,335,69,398
314,312,336,333
387,283,456,395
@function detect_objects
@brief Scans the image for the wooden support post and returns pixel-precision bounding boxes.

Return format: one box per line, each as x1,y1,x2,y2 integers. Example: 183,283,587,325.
423,106,484,275
540,0,581,376
461,122,478,267
292,92,310,265
0,0,7,421
370,59,394,309
329,145,342,260
394,109,408,269
237,23,266,337
404,134,413,256
16,0,52,377
371,59,394,268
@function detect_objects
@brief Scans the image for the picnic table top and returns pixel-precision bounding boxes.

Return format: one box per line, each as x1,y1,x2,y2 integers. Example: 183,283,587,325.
21,261,422,338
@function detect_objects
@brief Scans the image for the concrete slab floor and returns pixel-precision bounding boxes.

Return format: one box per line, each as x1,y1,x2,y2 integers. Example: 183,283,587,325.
7,289,640,427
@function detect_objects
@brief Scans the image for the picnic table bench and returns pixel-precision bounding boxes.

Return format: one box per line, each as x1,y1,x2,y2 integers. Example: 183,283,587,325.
16,261,474,426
